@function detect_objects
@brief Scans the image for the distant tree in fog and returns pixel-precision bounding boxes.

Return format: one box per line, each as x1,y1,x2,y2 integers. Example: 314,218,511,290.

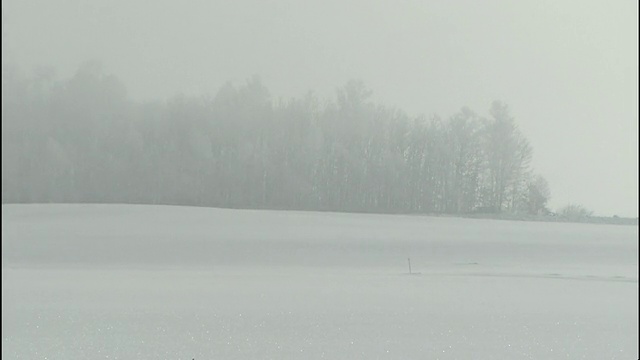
559,203,593,219
1,63,551,216
444,107,483,213
480,101,532,213
524,174,551,215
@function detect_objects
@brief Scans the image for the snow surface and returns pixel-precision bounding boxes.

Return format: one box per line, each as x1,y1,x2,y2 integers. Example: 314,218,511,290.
2,204,638,359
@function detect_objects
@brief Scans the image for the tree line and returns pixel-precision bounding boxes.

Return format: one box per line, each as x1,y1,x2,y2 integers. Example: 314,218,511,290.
2,62,551,215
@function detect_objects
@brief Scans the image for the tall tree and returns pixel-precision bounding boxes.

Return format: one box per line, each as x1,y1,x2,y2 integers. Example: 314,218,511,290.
481,101,532,213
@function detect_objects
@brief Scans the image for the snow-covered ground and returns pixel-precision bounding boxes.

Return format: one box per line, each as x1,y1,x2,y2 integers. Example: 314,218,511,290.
2,204,638,359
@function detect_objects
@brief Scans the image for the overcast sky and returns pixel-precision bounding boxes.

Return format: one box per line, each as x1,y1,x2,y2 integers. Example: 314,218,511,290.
2,0,638,217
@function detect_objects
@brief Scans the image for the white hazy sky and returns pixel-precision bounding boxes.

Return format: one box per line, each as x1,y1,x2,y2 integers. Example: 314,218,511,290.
2,0,638,217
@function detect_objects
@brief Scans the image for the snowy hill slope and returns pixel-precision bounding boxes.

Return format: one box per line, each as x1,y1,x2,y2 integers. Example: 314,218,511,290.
2,204,637,271
2,204,638,359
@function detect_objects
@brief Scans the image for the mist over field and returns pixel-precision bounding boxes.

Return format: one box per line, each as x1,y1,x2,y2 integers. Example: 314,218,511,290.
1,0,638,359
2,0,638,217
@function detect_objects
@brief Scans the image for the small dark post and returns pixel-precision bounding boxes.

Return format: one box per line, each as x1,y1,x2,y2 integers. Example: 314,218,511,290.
408,257,412,274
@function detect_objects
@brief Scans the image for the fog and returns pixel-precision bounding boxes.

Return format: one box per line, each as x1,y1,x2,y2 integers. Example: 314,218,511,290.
2,3,639,358
2,0,637,216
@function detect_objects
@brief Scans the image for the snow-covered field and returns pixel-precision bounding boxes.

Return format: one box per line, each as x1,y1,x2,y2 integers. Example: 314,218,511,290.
2,204,638,359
